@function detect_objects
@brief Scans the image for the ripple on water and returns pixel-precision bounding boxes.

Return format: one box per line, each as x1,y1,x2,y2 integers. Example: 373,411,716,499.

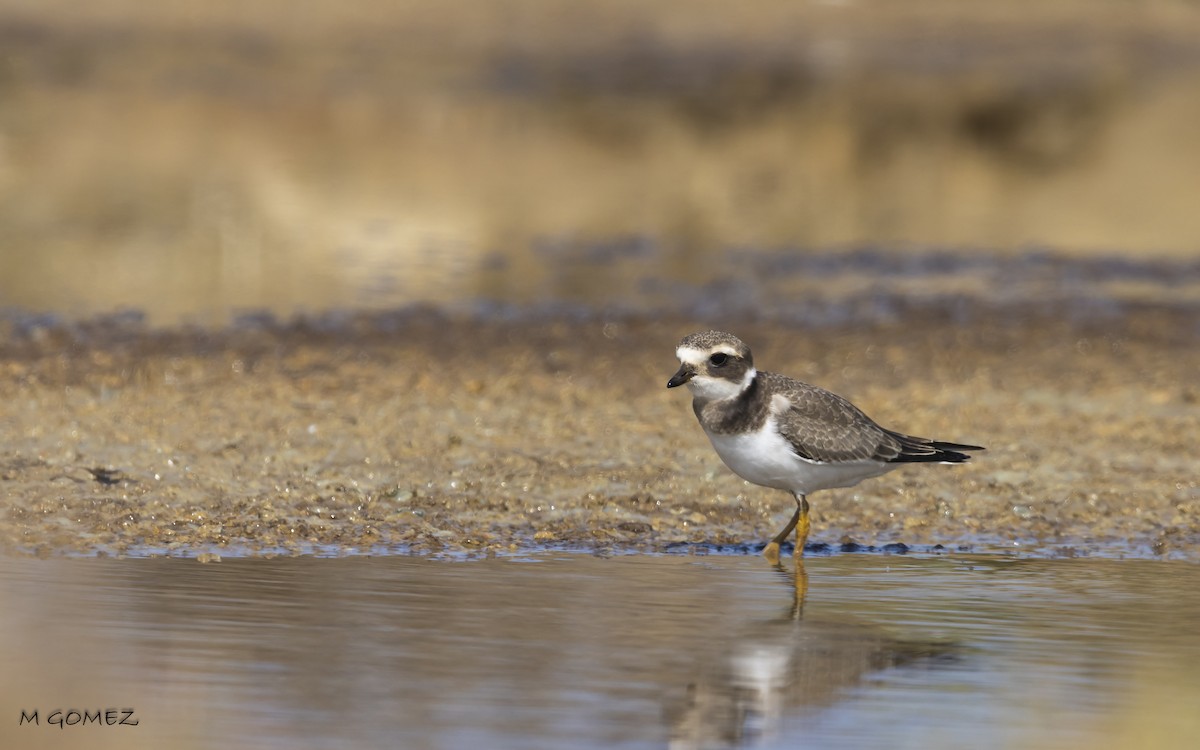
1,553,1198,749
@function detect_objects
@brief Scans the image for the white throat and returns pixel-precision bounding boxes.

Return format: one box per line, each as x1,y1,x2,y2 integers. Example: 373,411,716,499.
686,367,757,403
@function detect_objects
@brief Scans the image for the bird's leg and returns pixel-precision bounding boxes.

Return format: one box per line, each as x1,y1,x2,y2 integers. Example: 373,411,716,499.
762,502,802,564
794,494,810,557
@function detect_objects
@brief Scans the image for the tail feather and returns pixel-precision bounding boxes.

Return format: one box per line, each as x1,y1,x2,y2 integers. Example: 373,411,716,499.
886,431,984,464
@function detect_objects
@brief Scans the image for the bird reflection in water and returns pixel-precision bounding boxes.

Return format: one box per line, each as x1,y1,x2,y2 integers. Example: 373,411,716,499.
666,558,956,749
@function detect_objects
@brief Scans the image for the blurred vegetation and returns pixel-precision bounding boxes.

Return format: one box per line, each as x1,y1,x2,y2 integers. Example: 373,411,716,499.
1,0,1199,322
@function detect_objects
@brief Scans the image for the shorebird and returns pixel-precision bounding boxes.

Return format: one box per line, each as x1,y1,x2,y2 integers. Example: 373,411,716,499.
667,330,983,559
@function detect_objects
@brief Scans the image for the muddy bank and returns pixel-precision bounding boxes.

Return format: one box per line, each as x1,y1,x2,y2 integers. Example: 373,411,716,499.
1,309,1196,559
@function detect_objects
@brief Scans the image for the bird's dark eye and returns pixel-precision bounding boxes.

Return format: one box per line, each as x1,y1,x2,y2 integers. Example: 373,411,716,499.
709,353,728,367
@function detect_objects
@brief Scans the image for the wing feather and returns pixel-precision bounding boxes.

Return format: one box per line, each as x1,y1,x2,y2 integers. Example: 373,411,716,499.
765,373,901,463
765,372,983,464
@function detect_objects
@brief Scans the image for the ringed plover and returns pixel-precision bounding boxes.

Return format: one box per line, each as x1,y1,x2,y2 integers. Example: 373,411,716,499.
667,330,983,560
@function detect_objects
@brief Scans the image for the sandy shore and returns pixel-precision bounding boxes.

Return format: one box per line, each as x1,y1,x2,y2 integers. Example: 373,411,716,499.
1,309,1196,559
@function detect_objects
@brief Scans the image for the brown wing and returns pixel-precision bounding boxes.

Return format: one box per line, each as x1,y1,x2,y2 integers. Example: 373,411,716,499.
766,372,984,464
764,373,904,463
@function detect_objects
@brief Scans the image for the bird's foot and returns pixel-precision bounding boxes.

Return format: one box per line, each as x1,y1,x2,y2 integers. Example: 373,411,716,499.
762,541,783,565
764,505,802,564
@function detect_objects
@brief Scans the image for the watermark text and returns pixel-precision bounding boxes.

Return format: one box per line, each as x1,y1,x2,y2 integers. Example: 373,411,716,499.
19,708,139,728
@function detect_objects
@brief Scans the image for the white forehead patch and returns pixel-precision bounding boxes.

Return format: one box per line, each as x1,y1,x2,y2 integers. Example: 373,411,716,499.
676,345,741,366
676,346,708,366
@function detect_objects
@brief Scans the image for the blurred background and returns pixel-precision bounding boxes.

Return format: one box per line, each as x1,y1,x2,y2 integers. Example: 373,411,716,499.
4,9,1200,748
1,0,1199,325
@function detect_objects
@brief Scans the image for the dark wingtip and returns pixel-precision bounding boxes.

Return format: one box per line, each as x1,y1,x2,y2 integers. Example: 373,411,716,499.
931,441,985,453
885,433,985,464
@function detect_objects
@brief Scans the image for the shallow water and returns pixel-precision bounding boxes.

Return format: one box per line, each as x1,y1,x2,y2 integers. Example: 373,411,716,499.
3,553,1199,750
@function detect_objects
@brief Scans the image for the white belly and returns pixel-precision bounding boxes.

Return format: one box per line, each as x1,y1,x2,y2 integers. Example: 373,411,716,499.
705,418,894,495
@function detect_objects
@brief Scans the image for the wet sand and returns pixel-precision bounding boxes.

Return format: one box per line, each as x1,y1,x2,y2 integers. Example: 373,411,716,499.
2,309,1196,559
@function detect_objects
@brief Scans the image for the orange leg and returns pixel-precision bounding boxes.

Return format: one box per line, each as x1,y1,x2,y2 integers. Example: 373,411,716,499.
794,495,810,556
762,494,809,562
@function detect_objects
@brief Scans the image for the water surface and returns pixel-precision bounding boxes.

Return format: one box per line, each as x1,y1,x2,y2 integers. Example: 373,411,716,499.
3,553,1199,750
